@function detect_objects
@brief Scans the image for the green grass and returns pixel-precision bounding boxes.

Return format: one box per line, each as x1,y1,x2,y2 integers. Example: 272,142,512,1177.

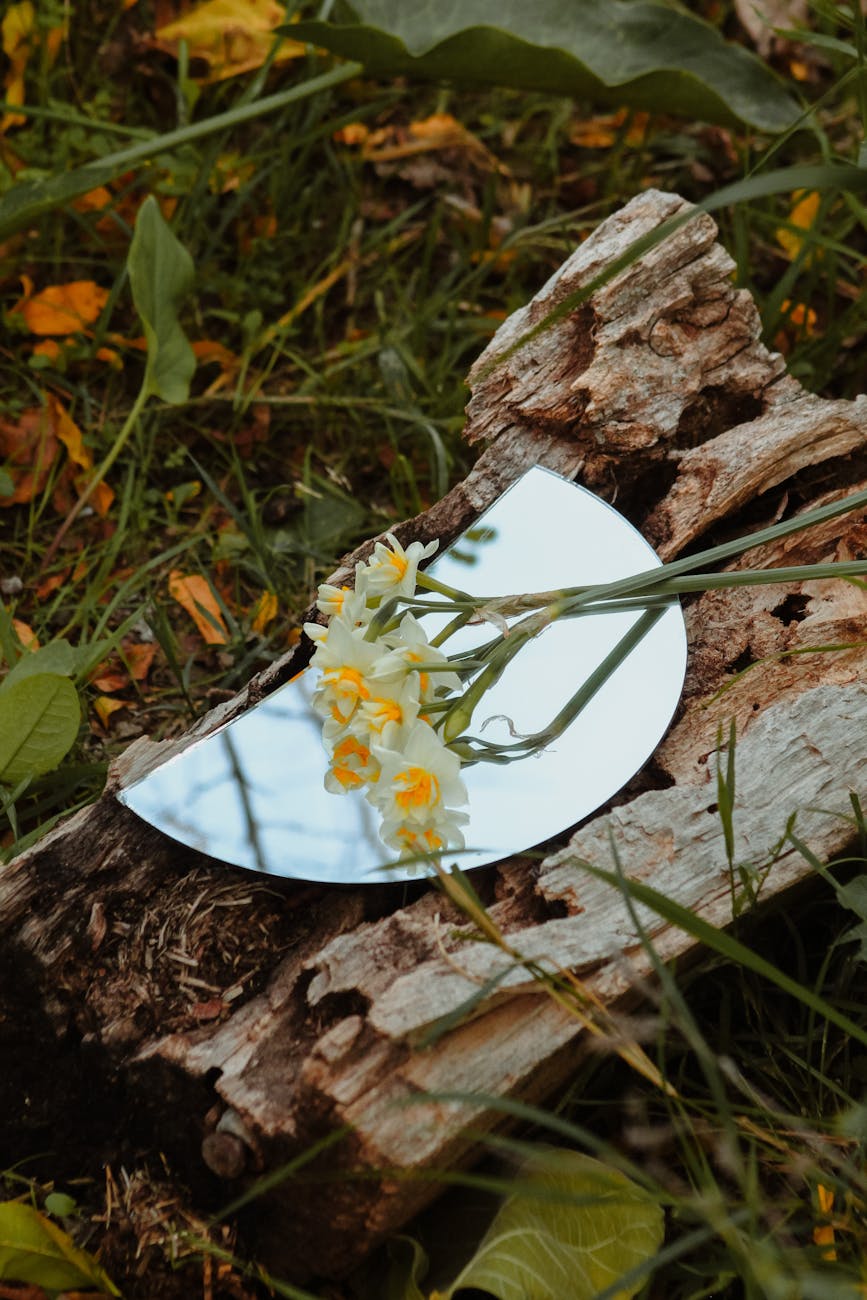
3,0,867,1295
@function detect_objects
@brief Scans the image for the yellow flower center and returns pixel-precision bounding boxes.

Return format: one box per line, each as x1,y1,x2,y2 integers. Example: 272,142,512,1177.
394,766,439,811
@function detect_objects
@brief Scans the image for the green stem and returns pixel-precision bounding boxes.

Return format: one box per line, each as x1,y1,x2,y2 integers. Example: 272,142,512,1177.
416,571,475,601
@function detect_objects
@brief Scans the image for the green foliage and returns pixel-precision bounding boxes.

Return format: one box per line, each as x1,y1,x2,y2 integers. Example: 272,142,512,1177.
0,674,80,787
128,196,196,404
0,1199,118,1293
293,0,800,131
387,1148,664,1300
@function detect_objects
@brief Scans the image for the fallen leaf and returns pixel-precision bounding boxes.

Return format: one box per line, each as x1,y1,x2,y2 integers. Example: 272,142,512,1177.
18,279,109,335
12,619,39,651
569,108,649,149
90,670,128,694
0,405,59,505
813,1183,837,1260
49,394,115,517
1,2,35,131
123,641,157,681
776,190,821,262
93,695,132,728
155,0,306,82
251,590,278,634
168,570,230,644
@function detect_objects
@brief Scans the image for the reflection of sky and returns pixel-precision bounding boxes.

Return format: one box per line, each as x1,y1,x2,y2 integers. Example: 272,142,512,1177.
120,467,688,885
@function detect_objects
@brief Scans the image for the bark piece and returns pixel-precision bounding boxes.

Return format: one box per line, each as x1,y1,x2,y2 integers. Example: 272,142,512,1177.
3,188,867,1279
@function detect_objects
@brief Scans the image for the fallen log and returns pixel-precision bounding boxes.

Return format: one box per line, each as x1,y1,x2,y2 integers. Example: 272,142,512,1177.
3,187,867,1280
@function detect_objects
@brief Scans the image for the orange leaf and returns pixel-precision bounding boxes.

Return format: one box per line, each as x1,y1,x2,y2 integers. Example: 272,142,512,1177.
93,695,133,728
20,279,109,335
12,617,39,650
251,590,278,634
123,641,157,682
91,670,128,694
0,404,59,505
49,393,115,517
168,571,230,644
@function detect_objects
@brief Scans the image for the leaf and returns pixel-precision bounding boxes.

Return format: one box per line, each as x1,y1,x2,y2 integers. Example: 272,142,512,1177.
1,1,35,130
441,1148,664,1300
3,638,84,689
0,1200,118,1293
127,194,196,404
18,279,109,335
0,673,80,785
292,0,800,132
386,1236,429,1300
156,0,307,82
49,394,115,517
0,404,59,506
775,189,821,261
168,570,230,644
251,590,278,634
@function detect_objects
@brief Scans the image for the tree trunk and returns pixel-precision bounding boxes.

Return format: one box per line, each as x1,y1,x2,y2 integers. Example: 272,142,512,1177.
3,188,867,1280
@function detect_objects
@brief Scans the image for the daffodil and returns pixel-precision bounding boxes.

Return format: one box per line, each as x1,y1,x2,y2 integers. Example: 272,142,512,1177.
324,732,380,794
370,719,468,828
373,612,461,702
365,532,438,598
309,617,382,725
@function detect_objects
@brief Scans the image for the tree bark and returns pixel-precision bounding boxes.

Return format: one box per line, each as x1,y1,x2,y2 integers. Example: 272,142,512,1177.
3,188,867,1280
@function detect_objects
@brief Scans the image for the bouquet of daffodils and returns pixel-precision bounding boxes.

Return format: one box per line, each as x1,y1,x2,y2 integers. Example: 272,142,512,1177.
304,534,470,861
304,482,867,865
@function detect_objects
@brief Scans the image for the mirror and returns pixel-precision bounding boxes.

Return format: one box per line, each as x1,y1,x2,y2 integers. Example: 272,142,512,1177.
119,468,687,883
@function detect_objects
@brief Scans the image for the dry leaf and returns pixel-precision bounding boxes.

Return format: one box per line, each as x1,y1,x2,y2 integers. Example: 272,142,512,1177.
776,189,821,262
251,590,278,634
12,618,39,650
168,571,230,644
0,405,59,505
49,394,115,517
155,0,306,82
93,695,133,728
735,0,807,58
1,1,35,130
569,108,649,149
18,279,109,335
123,641,157,681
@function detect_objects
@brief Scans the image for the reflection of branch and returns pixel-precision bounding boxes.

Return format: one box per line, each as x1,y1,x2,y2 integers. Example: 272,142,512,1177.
221,731,269,876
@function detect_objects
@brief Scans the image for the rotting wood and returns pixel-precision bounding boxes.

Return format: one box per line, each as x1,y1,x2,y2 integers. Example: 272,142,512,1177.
3,187,867,1279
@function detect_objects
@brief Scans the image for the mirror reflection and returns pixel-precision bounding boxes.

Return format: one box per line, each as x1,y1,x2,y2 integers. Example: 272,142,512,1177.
119,468,688,883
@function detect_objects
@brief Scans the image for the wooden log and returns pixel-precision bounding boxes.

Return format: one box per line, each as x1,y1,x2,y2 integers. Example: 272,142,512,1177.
3,188,867,1280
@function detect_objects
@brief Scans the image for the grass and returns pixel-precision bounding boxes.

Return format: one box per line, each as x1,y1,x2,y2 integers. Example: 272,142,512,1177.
2,0,867,1295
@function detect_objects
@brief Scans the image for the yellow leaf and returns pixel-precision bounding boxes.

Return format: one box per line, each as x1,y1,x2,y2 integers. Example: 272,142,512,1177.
156,0,306,83
12,618,39,651
776,190,821,262
251,590,278,634
1,2,35,130
19,280,109,335
168,570,230,644
49,394,115,517
93,695,132,728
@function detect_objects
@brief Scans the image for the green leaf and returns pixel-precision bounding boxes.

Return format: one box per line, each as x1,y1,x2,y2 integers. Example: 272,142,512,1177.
0,674,80,785
441,1148,664,1300
2,638,82,690
292,0,799,132
127,195,196,404
386,1235,429,1300
0,1200,118,1293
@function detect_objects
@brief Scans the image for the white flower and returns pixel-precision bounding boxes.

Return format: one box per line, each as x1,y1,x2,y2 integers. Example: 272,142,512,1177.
355,674,421,742
370,720,468,827
379,813,468,859
374,612,461,703
308,617,382,725
324,732,380,795
364,532,438,598
315,563,371,623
